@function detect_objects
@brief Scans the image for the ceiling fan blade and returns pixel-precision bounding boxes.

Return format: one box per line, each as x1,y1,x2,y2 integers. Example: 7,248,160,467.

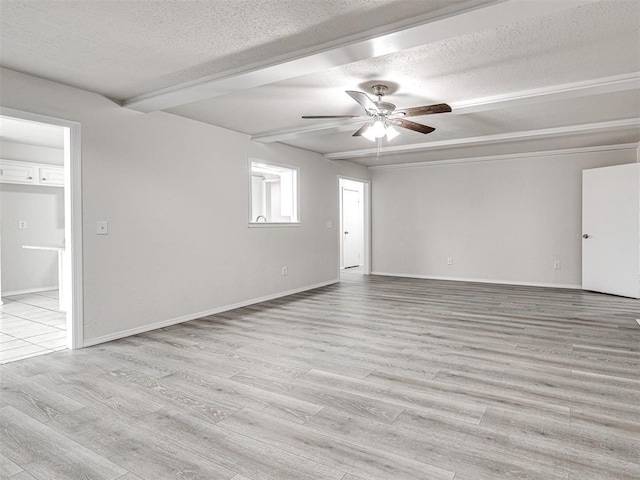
394,103,452,117
388,118,435,134
302,115,363,119
346,90,380,113
352,122,374,137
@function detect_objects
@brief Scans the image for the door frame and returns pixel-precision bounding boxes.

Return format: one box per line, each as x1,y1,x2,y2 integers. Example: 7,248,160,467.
338,176,371,275
1,107,84,348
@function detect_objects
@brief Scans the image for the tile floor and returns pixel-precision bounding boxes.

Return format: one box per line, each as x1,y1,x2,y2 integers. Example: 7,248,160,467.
0,290,67,364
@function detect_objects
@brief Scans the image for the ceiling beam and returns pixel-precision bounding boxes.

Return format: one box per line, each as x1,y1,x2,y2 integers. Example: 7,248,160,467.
251,73,640,143
323,118,640,160
251,119,366,143
123,0,600,113
451,72,640,115
368,143,640,170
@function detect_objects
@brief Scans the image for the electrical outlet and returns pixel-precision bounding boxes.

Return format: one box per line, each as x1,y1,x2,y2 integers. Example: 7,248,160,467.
447,257,453,265
553,260,561,269
281,266,288,276
18,220,27,229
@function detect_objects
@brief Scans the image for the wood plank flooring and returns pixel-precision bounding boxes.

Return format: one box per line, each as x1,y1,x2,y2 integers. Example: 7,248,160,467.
1,273,639,479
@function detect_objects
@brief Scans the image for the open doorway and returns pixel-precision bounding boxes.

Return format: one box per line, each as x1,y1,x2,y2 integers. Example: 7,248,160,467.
339,177,370,277
0,109,82,363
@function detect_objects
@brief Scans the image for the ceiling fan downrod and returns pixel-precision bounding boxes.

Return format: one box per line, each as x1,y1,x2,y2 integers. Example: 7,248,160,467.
371,85,396,114
371,84,388,99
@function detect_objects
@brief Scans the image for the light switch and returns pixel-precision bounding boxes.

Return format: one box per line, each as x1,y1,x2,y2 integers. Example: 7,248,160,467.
19,220,27,229
326,221,333,228
96,221,109,235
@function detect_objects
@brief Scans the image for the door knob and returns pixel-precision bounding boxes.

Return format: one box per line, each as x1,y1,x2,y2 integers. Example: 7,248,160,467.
344,231,349,234
582,234,589,239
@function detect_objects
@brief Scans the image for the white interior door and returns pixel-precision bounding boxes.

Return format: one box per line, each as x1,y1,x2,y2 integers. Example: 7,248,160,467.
342,187,361,268
582,163,639,298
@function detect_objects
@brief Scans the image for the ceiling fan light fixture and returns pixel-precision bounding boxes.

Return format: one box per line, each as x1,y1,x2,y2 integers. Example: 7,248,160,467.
362,119,400,142
371,119,387,138
385,125,400,140
361,126,377,141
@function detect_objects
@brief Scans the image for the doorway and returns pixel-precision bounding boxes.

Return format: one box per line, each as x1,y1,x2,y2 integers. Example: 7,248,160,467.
0,108,83,363
339,177,370,276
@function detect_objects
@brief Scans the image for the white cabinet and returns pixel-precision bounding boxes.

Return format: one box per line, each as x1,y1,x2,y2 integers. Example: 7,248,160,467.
0,159,63,187
0,160,36,184
39,166,65,186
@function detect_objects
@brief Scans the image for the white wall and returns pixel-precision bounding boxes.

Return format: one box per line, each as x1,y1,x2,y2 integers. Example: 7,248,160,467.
0,183,64,293
371,149,636,288
0,68,369,345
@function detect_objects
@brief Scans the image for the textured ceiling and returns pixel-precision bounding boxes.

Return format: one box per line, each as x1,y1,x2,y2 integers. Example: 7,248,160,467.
280,89,640,153
0,0,638,166
0,0,461,99
166,0,639,132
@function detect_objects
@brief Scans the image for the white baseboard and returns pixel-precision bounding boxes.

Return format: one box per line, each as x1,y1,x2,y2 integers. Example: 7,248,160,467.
371,271,581,290
1,286,58,297
82,279,339,348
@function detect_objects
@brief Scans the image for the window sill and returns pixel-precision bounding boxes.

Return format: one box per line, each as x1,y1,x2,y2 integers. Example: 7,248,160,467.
248,222,301,228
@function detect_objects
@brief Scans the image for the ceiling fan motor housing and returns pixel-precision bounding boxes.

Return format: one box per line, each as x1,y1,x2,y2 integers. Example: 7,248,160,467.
370,85,395,114
374,101,396,115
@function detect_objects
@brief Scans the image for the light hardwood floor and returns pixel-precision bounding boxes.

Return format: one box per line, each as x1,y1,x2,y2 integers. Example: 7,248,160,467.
1,273,639,480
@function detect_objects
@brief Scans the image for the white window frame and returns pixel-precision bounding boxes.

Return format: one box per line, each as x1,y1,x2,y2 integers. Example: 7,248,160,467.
248,158,301,227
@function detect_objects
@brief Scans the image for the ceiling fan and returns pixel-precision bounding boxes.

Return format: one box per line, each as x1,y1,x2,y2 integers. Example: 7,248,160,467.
302,84,451,141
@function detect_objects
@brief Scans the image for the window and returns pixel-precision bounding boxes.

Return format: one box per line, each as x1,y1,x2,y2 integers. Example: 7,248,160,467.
250,161,299,224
